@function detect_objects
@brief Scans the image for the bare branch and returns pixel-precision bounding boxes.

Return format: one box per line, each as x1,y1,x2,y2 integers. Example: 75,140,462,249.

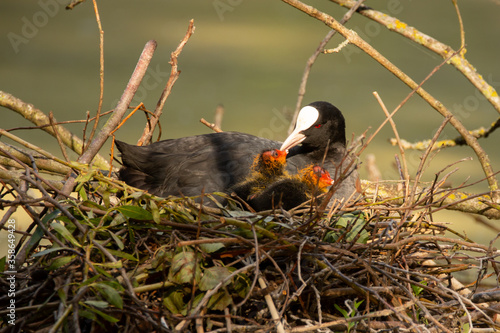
200,118,223,133
137,20,195,146
84,0,105,149
0,142,70,175
328,0,500,115
0,90,109,170
214,103,224,130
60,39,158,196
391,117,500,150
362,179,500,220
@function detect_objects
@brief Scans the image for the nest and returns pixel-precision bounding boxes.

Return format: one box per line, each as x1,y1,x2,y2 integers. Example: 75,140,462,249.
1,169,500,333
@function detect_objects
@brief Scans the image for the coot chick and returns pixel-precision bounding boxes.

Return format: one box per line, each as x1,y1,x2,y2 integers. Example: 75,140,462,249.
247,165,334,211
116,101,358,201
230,149,288,201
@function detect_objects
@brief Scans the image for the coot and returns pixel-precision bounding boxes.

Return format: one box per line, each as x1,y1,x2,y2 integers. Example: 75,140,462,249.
230,149,288,201
246,165,334,211
116,101,358,200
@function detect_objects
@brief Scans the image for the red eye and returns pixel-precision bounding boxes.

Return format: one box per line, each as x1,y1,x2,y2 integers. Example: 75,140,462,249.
315,124,322,128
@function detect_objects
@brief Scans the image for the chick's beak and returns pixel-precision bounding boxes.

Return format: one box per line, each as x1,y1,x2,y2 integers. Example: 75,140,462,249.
322,174,334,186
276,149,288,163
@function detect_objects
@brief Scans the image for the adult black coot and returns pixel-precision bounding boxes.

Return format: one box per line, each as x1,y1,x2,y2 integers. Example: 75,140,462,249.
116,101,358,201
246,165,334,211
230,149,288,201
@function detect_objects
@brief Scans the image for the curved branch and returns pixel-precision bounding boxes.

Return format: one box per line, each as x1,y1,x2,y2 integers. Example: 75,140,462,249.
0,142,70,175
328,0,500,115
390,116,500,151
0,90,109,170
137,20,195,146
0,168,64,191
281,0,499,200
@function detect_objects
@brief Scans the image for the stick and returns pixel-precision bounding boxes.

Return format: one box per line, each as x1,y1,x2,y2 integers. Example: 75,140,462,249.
214,104,224,130
200,118,223,133
60,40,157,196
49,111,70,163
0,90,109,170
84,0,105,149
137,20,195,146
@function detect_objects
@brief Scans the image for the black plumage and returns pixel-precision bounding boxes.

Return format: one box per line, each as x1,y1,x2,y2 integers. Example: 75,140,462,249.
116,101,358,201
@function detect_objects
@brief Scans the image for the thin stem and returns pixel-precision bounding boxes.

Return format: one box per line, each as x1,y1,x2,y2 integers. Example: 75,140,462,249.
290,0,366,134
85,0,105,149
60,40,157,196
137,20,195,146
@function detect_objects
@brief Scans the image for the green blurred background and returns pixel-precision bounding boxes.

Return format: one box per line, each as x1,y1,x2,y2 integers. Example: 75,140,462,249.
1,1,500,270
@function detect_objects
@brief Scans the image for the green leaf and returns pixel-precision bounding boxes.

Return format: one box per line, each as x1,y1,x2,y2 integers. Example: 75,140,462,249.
48,255,75,270
57,287,67,305
102,190,111,208
93,261,123,269
107,230,125,250
31,246,71,257
84,300,109,308
94,265,113,278
168,251,202,284
199,241,225,254
334,304,348,318
115,205,153,220
207,290,232,310
43,210,62,222
226,210,256,218
411,281,427,297
94,282,123,309
78,309,97,321
327,214,369,244
233,273,251,298
106,248,137,261
163,290,186,315
129,191,146,200
199,266,232,291
76,171,95,184
50,222,82,248
24,225,46,255
110,213,127,227
149,200,160,223
87,307,120,323
78,185,88,201
80,274,100,287
354,299,364,309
